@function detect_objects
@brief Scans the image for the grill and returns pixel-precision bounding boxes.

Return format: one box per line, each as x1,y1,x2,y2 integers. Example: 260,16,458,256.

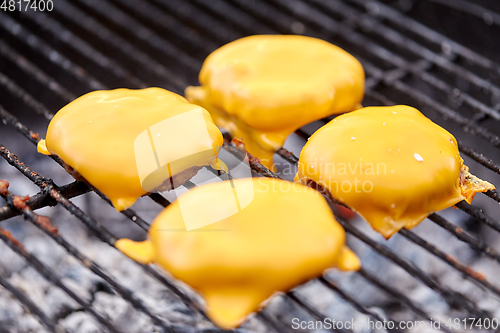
1,0,500,332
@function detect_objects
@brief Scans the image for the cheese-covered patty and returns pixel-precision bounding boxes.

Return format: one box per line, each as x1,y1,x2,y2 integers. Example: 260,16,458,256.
296,105,494,239
116,178,360,329
186,35,365,170
38,88,223,211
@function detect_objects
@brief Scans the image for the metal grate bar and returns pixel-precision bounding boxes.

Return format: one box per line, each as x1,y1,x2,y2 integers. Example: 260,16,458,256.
282,137,500,308
316,278,384,322
0,226,120,333
195,0,500,321
203,141,491,321
320,76,500,233
176,0,496,316
0,267,60,332
74,0,199,73
0,116,228,327
336,216,489,318
292,120,500,185
74,178,151,232
1,93,388,331
414,66,500,120
458,142,500,175
0,59,402,330
455,201,500,234
0,36,282,327
294,149,500,294
0,15,175,234
362,88,500,209
0,55,152,233
190,0,276,36
346,0,500,74
187,0,500,182
394,77,500,145
110,0,219,53
485,190,500,203
276,148,299,165
1,0,498,326
251,0,500,147
0,145,117,244
428,213,500,264
356,267,452,331
128,140,426,332
312,0,500,108
150,0,242,43
54,0,186,93
0,71,53,120
222,0,500,149
0,45,263,329
0,144,229,331
208,135,495,327
425,0,500,26
0,39,76,102
286,0,500,105
323,268,456,333
20,9,146,89
2,3,186,104
0,12,105,90
285,292,346,333
4,0,492,324
67,0,500,172
0,105,46,146
255,311,292,333
399,228,500,296
148,193,171,208
18,0,500,308
0,186,178,332
0,181,89,221
321,275,457,332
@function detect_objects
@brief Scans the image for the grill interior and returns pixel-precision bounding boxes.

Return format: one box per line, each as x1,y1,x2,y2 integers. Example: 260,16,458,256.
1,0,500,332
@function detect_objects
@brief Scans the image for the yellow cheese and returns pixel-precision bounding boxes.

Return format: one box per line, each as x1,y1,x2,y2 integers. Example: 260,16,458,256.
116,178,360,329
296,105,495,239
186,35,365,170
37,88,223,211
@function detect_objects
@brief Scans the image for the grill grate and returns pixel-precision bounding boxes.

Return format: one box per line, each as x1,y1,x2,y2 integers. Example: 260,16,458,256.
1,0,500,332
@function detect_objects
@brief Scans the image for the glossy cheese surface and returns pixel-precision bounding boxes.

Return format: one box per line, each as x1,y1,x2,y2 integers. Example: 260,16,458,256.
297,105,494,239
37,88,223,211
116,178,360,329
186,35,365,169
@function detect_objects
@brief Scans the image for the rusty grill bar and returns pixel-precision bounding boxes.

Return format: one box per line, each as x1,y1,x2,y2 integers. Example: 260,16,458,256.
1,0,500,332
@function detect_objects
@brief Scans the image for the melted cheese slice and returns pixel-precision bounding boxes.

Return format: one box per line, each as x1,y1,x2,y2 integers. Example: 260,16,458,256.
116,178,360,329
186,35,365,170
37,88,223,211
296,105,494,239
